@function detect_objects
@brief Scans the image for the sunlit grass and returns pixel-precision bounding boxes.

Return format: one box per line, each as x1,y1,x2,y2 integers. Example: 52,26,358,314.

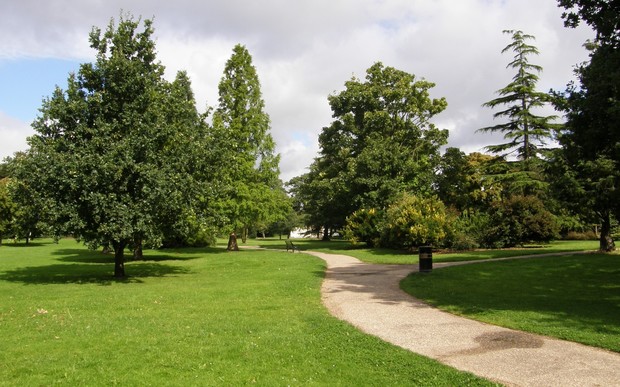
0,238,492,386
401,252,620,352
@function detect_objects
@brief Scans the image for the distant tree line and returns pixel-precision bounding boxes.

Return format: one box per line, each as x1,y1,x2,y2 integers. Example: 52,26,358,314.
289,0,619,252
1,0,617,278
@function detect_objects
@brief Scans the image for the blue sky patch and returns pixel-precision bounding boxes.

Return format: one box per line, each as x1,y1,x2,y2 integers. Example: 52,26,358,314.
0,58,81,121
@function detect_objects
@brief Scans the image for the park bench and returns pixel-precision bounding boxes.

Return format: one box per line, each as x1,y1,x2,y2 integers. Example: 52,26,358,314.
285,239,299,252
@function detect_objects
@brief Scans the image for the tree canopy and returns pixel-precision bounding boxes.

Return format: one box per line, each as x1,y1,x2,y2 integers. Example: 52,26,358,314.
292,62,448,237
211,44,286,242
558,0,620,47
479,30,558,164
554,0,620,251
10,15,209,276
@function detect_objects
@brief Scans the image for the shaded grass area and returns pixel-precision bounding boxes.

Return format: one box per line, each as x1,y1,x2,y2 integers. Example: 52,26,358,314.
246,237,599,264
401,253,620,352
0,239,492,386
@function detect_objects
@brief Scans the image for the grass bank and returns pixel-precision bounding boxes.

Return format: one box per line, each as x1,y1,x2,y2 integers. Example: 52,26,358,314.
401,252,620,352
0,239,492,386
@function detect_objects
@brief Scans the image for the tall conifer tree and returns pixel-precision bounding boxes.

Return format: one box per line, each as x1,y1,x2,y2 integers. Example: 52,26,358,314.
479,30,558,165
212,44,282,242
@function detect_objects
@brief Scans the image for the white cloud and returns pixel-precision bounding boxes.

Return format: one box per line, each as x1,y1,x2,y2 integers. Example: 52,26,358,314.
0,0,595,179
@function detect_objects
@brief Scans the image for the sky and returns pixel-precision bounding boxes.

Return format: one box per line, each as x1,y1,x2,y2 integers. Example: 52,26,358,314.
0,0,594,182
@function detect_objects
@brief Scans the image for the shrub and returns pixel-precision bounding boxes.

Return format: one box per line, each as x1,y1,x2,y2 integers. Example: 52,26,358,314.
380,194,451,249
482,195,559,248
445,212,491,250
447,232,479,251
565,230,598,240
162,213,217,247
343,208,381,247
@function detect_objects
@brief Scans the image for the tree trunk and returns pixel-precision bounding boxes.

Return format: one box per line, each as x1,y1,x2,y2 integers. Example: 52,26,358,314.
102,243,112,254
112,240,127,278
322,225,330,241
242,227,248,243
599,212,616,252
227,233,239,251
133,239,143,260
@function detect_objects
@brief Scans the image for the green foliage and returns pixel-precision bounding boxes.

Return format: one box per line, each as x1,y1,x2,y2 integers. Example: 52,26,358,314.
268,203,304,238
0,178,14,243
293,62,448,235
9,14,212,276
483,195,559,247
0,162,9,178
553,23,620,250
211,44,285,240
162,212,217,248
558,0,620,47
381,194,451,249
436,149,504,213
479,30,559,164
343,208,382,247
565,230,598,240
445,211,492,250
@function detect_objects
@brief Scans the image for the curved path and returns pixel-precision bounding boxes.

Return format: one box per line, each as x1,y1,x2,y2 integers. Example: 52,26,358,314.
304,250,620,386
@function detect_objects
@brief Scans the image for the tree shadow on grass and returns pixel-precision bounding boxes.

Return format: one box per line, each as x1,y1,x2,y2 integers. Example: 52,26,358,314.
0,242,47,248
0,262,191,285
52,246,226,264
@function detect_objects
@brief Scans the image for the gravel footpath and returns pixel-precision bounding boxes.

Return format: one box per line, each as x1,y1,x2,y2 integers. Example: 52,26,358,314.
305,250,620,387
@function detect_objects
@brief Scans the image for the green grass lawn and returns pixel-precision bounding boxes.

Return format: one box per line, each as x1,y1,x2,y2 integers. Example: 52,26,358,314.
0,239,492,386
401,253,620,352
252,237,618,353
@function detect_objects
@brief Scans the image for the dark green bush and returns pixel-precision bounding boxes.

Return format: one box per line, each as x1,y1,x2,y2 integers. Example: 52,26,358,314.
445,211,491,250
482,195,559,248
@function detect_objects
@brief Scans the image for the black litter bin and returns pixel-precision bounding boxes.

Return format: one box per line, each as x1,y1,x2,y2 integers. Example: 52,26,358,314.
419,246,432,273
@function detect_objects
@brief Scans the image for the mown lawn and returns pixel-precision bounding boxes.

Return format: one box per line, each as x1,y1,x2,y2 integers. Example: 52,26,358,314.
401,252,620,352
0,239,492,386
252,237,618,352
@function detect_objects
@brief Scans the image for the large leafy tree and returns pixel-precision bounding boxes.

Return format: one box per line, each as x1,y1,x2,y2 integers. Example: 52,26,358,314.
158,70,217,248
212,44,285,242
435,149,502,215
479,30,559,167
558,0,619,47
11,15,207,277
554,0,620,251
296,63,448,237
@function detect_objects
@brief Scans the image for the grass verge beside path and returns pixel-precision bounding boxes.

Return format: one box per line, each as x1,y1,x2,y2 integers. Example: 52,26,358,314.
0,239,493,386
401,253,620,353
248,238,599,264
